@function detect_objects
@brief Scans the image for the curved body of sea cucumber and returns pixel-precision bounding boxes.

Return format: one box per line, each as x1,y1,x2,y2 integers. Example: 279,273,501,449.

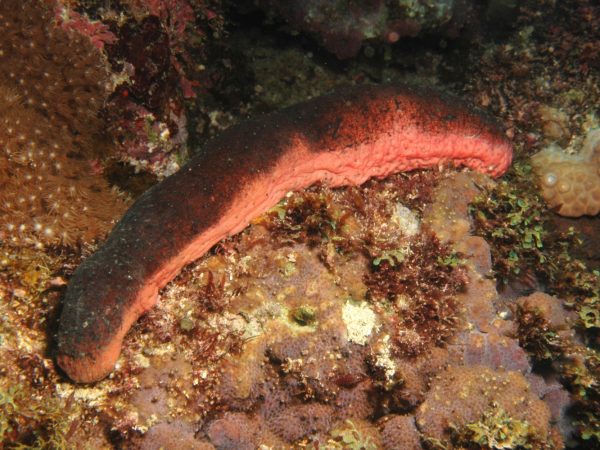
57,84,512,382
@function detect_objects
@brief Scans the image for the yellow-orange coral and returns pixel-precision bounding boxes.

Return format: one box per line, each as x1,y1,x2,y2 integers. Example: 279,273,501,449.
532,128,600,217
0,0,128,247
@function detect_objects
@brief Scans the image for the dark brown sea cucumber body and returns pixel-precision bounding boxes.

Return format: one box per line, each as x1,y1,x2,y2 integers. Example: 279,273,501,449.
57,84,512,382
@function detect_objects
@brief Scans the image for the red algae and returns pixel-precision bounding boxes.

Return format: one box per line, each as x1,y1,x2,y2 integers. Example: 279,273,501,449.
57,83,512,383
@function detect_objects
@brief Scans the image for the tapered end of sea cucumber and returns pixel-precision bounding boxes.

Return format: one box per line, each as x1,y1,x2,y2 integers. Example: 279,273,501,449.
56,276,150,382
56,245,149,383
57,340,122,383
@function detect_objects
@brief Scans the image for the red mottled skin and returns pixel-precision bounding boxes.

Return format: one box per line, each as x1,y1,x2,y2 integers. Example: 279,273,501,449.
57,84,512,383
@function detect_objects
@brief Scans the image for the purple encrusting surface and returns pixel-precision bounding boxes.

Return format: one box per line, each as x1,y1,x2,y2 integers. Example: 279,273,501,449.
57,83,512,383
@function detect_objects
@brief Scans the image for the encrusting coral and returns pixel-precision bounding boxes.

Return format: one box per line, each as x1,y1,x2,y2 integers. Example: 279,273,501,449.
532,128,600,217
416,365,560,449
0,0,128,248
379,415,421,450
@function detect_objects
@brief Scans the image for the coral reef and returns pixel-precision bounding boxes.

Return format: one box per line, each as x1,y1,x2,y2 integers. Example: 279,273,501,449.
0,0,128,247
97,172,565,449
0,166,585,448
532,128,600,217
0,0,599,447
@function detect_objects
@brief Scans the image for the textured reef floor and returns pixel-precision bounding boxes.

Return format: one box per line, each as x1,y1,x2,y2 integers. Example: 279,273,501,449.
1,0,599,449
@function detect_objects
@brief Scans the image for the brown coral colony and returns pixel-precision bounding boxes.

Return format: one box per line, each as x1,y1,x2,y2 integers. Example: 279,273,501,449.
0,0,126,248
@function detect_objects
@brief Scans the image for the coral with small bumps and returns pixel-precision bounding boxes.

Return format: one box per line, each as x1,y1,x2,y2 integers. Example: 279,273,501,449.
0,0,128,247
379,415,421,450
140,420,206,450
269,403,334,442
415,365,557,448
532,128,600,217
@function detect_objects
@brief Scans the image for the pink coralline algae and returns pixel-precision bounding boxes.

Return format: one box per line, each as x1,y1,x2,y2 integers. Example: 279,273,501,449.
48,2,117,49
140,0,196,36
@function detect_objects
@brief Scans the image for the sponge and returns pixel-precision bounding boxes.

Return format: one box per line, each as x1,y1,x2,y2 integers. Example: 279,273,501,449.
531,129,600,217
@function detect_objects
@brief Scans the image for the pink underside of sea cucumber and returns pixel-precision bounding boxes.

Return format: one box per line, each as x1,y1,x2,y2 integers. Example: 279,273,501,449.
57,84,512,383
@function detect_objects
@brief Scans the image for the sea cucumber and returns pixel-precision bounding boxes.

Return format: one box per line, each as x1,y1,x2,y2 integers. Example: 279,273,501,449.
57,84,512,382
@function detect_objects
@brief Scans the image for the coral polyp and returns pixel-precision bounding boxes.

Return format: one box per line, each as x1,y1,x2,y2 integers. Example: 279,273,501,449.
0,0,128,248
532,128,600,217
